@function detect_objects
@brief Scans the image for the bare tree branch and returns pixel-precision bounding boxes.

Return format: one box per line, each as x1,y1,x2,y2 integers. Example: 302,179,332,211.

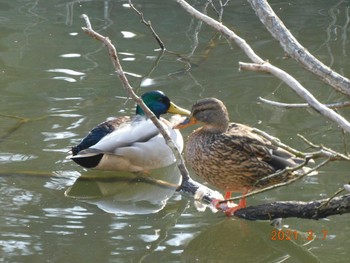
176,0,350,133
258,97,350,109
247,0,350,97
239,62,350,133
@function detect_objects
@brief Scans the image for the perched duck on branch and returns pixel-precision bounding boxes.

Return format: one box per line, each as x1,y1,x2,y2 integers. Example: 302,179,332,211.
176,97,313,215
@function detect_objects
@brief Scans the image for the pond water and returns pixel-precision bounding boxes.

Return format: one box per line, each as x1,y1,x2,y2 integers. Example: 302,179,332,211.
1,0,350,262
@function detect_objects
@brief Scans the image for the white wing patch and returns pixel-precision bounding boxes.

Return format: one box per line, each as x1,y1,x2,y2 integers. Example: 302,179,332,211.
90,118,184,170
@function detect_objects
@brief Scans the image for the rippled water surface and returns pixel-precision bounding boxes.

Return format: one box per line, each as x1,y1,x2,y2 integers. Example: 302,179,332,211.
1,0,350,262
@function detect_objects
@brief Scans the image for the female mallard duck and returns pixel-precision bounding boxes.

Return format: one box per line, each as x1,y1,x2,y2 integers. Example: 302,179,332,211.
176,98,310,214
70,90,190,172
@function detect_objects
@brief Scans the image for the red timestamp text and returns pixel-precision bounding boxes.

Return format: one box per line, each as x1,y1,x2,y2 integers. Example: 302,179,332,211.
270,229,328,241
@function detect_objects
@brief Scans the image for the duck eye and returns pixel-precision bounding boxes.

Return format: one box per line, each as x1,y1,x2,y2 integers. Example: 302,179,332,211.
158,97,169,104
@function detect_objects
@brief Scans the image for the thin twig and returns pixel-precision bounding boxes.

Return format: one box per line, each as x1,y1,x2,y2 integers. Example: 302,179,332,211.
342,128,349,156
131,49,165,94
297,134,320,149
221,158,332,204
252,128,307,158
252,158,310,187
317,187,345,210
128,0,165,50
314,179,350,217
254,129,350,161
297,134,350,161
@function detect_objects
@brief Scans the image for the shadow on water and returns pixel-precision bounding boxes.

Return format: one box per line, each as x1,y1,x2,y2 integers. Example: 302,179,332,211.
64,164,182,215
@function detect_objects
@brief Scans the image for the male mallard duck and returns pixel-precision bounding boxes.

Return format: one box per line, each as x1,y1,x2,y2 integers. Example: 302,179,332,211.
176,98,310,215
70,90,190,172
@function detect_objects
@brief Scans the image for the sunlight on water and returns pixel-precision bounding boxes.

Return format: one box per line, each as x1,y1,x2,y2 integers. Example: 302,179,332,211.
60,53,81,58
42,131,77,141
43,206,92,219
50,97,83,101
46,69,85,76
120,31,136,38
0,153,37,163
46,68,86,82
52,76,77,82
109,222,129,230
122,57,135,61
166,233,194,247
138,233,160,243
0,239,38,256
140,77,155,87
47,170,80,185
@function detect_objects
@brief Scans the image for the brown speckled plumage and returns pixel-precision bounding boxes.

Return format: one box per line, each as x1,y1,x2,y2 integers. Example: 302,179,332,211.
180,98,305,193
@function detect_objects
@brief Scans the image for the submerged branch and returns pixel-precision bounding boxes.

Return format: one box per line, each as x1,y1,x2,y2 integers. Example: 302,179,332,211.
0,114,47,142
234,194,350,220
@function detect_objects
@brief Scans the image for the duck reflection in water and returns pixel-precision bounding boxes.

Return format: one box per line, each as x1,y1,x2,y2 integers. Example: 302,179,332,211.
65,164,181,215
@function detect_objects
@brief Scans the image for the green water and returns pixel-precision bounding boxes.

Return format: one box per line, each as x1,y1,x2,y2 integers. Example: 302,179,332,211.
1,0,350,262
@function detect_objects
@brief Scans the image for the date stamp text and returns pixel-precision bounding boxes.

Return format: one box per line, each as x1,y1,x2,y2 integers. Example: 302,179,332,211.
270,229,328,241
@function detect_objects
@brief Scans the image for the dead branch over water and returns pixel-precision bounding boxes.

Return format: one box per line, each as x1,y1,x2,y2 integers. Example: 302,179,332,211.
176,0,350,133
248,0,350,97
